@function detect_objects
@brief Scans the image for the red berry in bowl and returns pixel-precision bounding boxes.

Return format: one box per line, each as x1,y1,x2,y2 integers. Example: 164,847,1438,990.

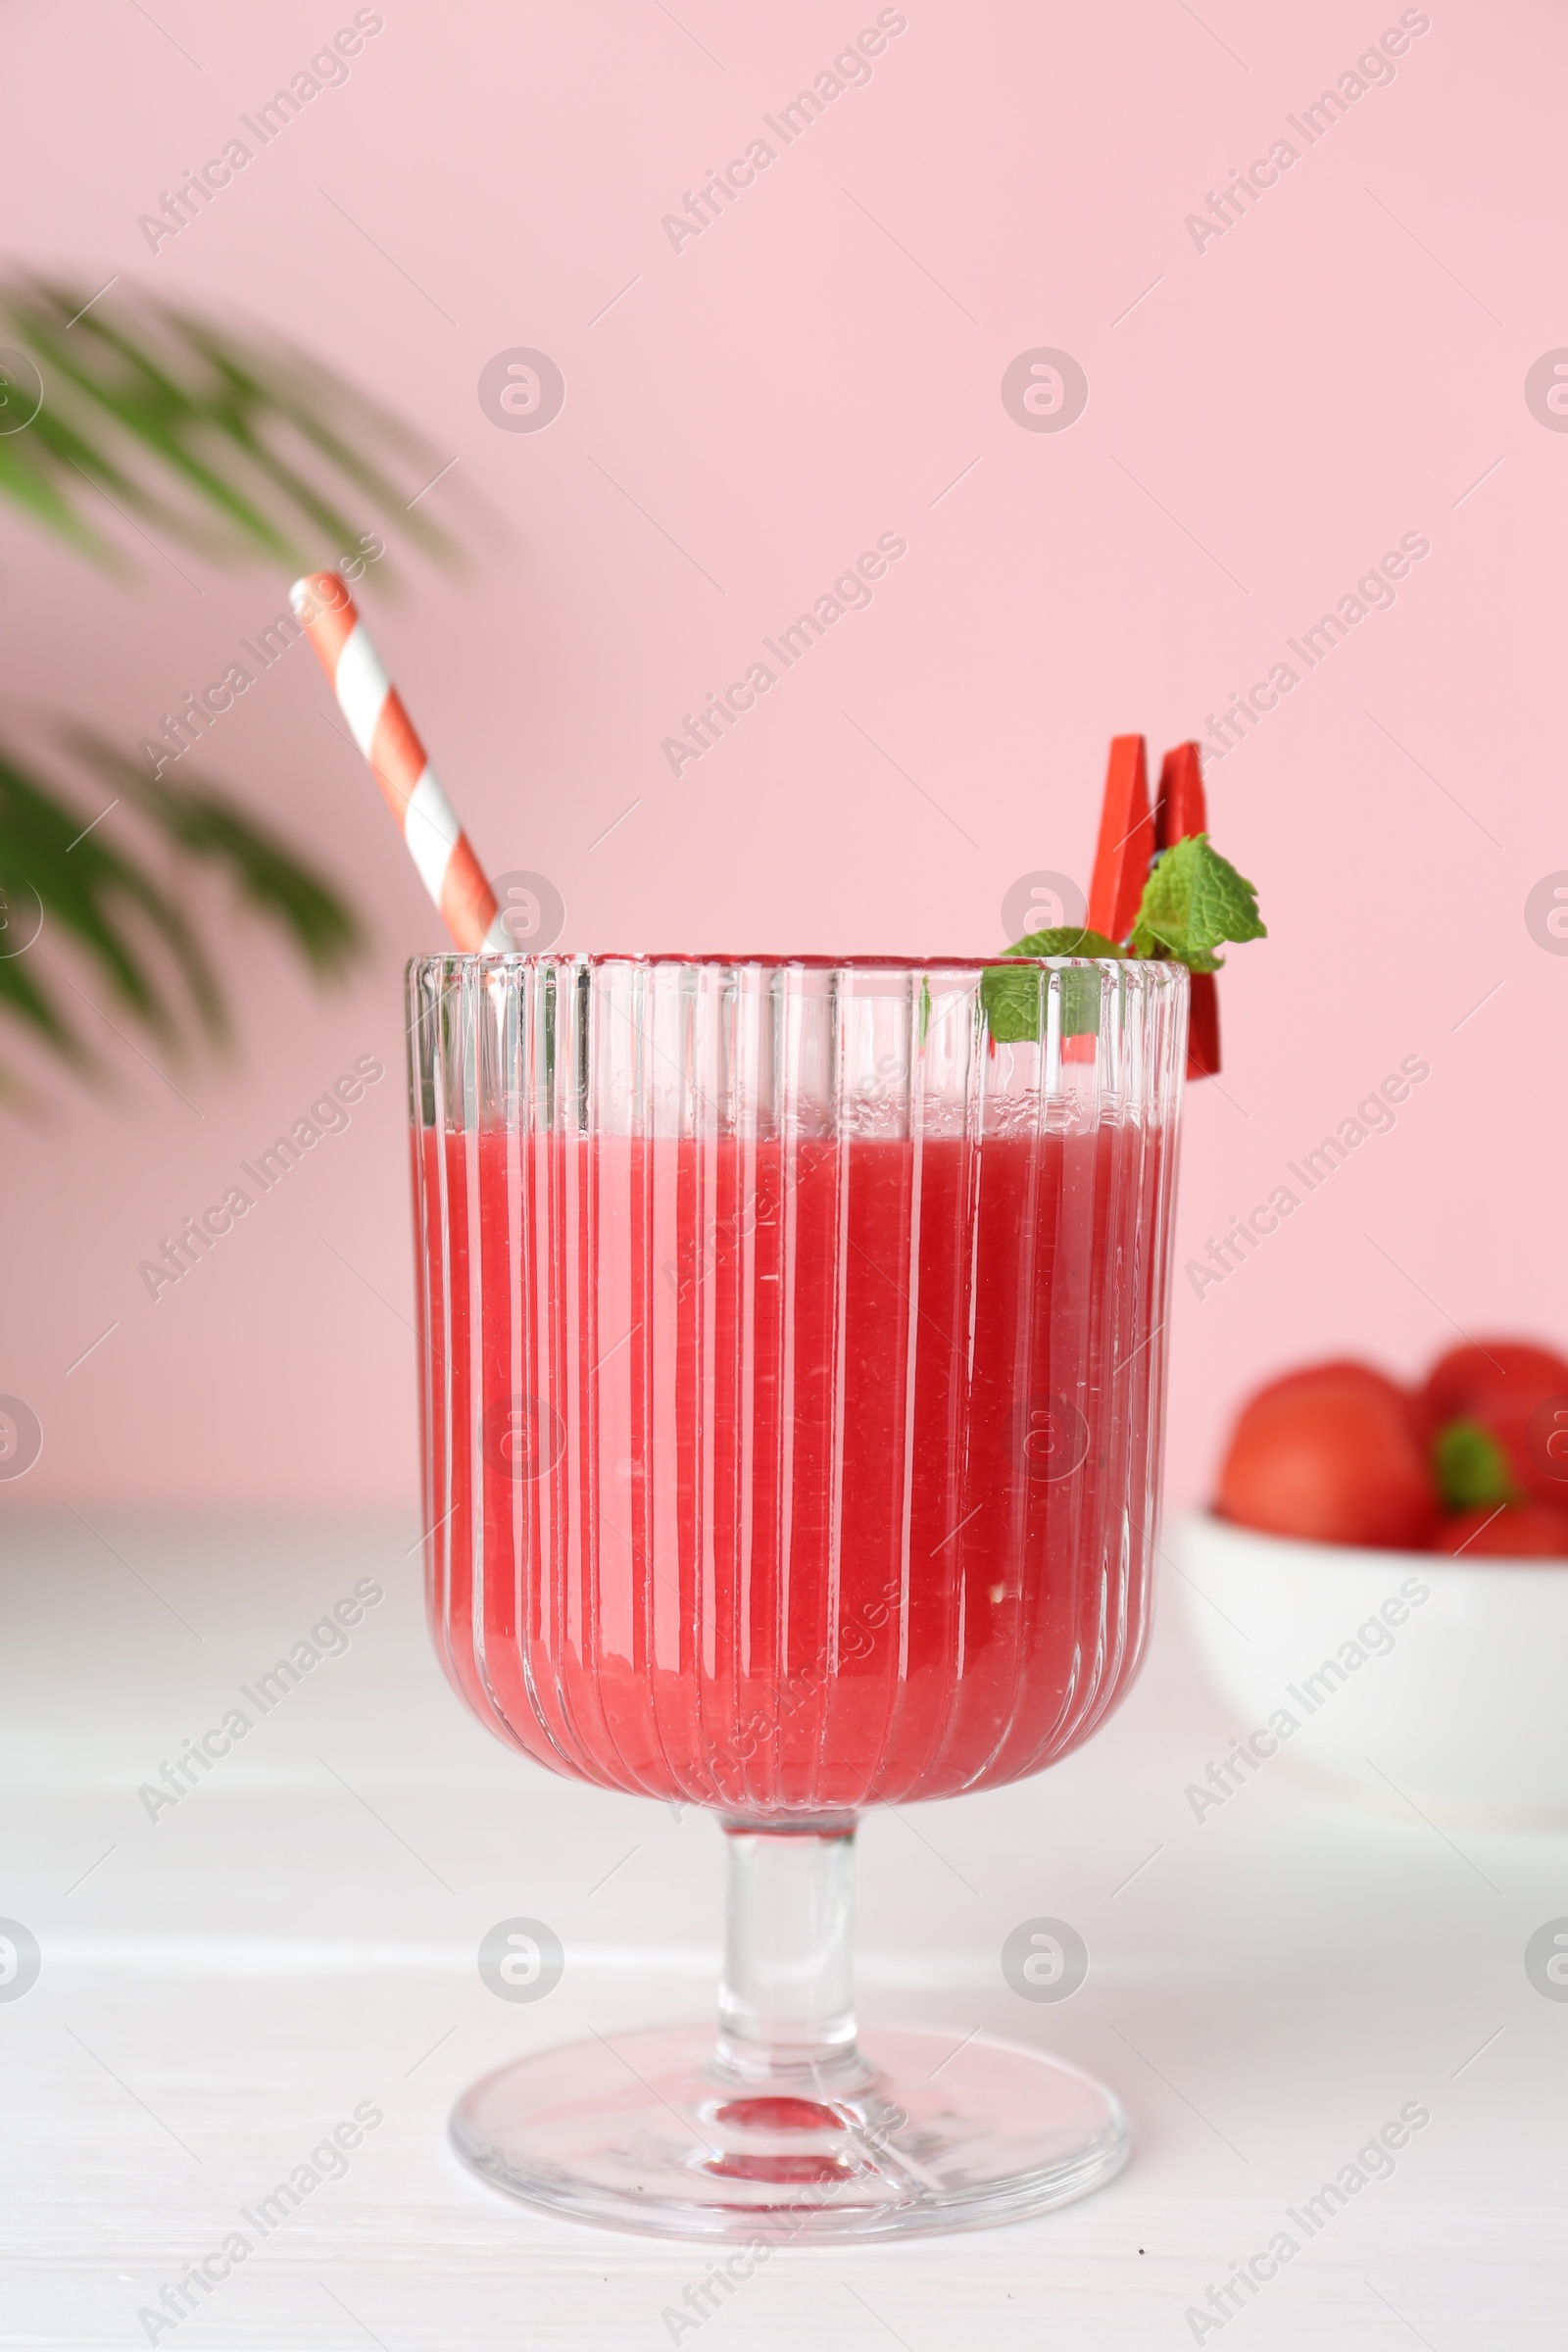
1421,1342,1568,1507
1217,1376,1436,1549
1420,1341,1568,1432
1245,1358,1422,1437
1450,1397,1568,1509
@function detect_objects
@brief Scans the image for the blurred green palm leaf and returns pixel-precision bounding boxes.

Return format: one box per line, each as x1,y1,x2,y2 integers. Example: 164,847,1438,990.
0,734,362,1081
0,273,458,1099
0,273,454,567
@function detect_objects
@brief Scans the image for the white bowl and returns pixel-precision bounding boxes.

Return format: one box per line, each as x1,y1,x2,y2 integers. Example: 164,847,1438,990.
1173,1511,1568,1828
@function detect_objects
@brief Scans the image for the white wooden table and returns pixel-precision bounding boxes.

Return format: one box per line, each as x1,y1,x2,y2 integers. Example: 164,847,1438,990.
1,1516,1560,2349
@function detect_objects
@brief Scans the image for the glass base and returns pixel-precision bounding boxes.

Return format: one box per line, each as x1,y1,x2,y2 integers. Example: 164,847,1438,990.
450,2023,1128,2242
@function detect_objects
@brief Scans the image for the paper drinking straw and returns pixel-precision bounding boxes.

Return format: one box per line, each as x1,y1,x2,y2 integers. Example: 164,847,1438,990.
290,572,510,951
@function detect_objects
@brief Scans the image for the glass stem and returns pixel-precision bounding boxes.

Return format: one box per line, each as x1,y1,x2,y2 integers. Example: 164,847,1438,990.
715,1817,864,2089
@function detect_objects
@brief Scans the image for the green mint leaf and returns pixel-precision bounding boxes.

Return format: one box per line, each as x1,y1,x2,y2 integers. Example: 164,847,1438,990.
980,931,1123,1045
980,964,1044,1045
1128,833,1265,974
1434,1419,1519,1510
1004,927,1126,960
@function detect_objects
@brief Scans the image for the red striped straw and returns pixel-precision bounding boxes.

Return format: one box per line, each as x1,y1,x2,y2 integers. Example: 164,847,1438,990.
289,573,509,952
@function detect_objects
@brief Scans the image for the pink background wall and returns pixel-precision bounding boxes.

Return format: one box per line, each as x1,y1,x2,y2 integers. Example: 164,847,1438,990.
3,0,1564,1515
